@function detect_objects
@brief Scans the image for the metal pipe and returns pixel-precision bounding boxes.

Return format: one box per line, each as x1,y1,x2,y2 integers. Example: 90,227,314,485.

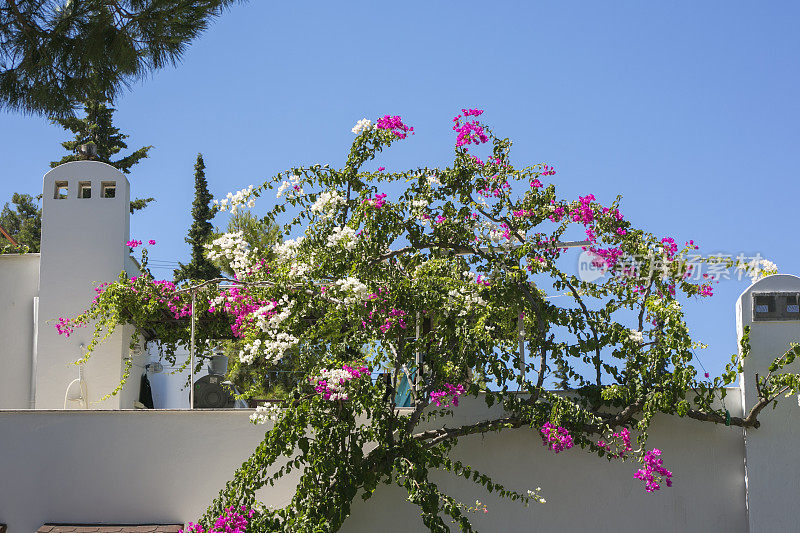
518,313,525,375
30,296,39,408
189,290,196,410
415,312,422,398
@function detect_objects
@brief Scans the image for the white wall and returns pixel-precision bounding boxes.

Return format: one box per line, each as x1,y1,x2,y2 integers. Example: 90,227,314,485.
0,159,792,531
118,324,148,408
35,162,136,409
148,364,193,409
0,396,748,533
0,254,39,408
146,346,213,409
736,274,800,533
0,410,268,532
345,396,747,533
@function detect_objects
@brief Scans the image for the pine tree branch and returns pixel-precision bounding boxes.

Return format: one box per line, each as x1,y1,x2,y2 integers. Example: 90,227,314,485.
3,0,37,34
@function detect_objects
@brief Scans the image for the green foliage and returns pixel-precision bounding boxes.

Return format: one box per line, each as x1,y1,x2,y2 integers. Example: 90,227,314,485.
212,210,281,278
59,113,798,532
65,248,229,371
50,98,150,172
129,197,156,212
50,96,154,212
212,211,296,399
0,192,41,252
0,242,29,254
0,0,242,116
174,153,221,283
225,340,302,401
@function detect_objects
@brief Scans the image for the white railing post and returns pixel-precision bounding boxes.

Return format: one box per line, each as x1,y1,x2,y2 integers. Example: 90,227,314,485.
189,290,196,410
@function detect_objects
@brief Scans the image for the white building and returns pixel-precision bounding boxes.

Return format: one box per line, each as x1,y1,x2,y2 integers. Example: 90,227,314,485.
1,161,145,410
0,162,799,532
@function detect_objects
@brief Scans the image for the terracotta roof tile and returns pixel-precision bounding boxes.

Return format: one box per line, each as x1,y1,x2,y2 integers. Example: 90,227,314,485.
37,525,183,533
0,223,18,246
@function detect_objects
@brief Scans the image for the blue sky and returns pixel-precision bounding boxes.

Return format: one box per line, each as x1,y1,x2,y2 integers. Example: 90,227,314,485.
1,1,798,375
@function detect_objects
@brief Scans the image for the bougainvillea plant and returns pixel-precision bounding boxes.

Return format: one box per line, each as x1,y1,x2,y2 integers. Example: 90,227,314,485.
59,109,795,532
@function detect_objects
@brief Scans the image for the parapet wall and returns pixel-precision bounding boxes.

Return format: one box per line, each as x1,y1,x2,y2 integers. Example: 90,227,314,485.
0,396,748,532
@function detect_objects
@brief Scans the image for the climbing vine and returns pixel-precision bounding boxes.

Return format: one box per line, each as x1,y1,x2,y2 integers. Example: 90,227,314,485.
58,109,792,532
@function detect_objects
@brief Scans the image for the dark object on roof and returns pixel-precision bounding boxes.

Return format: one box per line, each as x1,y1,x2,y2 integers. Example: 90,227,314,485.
139,371,154,409
193,374,235,408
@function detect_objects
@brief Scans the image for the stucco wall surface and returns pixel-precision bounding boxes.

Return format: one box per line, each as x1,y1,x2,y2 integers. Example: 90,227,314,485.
0,395,748,533
36,162,134,409
0,410,268,532
0,253,39,409
344,395,747,533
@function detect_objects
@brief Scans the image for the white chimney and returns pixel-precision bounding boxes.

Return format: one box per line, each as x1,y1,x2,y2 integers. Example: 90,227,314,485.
34,161,141,409
736,274,800,532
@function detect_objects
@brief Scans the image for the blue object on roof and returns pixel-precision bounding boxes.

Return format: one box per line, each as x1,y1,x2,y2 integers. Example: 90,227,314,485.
395,367,416,407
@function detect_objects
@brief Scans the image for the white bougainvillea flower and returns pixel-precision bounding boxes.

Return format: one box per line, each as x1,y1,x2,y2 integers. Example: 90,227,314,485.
351,118,373,134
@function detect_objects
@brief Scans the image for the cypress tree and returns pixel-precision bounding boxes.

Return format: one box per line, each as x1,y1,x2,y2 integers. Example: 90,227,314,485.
174,154,221,283
50,97,154,213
